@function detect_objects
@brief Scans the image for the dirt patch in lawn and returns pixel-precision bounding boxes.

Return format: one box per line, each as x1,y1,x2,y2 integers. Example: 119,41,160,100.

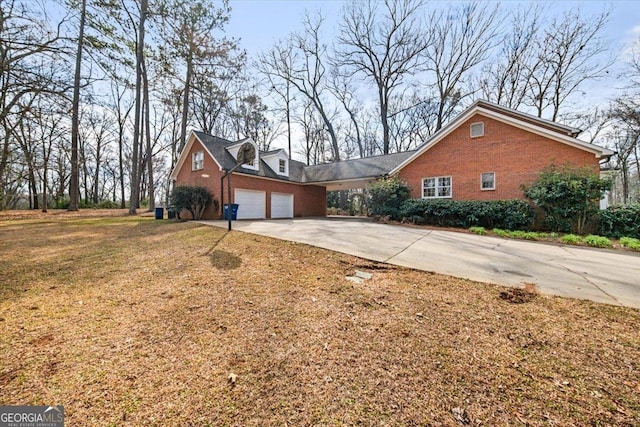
0,214,638,426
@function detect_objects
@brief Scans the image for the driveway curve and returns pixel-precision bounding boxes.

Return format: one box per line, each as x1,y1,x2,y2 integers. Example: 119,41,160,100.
201,218,640,309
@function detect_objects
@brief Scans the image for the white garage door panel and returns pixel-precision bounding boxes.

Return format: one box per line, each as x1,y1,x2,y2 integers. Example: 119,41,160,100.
271,193,294,218
234,189,266,219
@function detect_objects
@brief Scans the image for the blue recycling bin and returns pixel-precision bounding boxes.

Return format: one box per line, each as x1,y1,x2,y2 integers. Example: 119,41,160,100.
223,204,239,220
155,206,164,220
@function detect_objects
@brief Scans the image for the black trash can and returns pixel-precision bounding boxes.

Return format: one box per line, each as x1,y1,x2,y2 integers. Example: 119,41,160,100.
167,206,176,219
155,206,164,220
223,203,239,220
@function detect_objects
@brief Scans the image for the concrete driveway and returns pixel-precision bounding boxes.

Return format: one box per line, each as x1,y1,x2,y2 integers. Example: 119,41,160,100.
201,218,640,309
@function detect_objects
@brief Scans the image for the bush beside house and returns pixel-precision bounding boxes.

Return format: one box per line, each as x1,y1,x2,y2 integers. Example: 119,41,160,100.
599,204,640,239
399,199,535,230
171,185,217,220
523,165,611,234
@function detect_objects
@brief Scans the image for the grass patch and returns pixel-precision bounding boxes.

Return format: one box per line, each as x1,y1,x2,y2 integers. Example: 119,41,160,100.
620,237,640,251
584,234,613,248
1,213,639,425
469,226,487,235
561,234,582,245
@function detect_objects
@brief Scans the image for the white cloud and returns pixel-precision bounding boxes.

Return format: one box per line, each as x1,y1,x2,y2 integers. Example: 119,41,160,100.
631,25,640,36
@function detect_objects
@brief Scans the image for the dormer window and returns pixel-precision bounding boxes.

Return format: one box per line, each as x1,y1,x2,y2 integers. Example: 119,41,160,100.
279,159,286,173
192,151,204,171
470,122,484,138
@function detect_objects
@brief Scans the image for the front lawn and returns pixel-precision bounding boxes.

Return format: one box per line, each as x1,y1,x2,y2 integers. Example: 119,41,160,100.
0,214,638,425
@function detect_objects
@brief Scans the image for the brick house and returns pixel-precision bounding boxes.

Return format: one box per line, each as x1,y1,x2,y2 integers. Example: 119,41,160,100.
170,100,613,220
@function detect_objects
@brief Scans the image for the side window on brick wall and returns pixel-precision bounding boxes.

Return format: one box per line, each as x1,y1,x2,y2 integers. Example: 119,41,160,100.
422,176,452,199
481,172,495,190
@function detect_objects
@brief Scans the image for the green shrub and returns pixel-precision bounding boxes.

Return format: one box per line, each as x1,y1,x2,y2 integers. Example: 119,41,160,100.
469,226,487,235
399,199,534,230
561,234,581,245
619,237,640,250
367,177,411,219
584,235,612,248
523,165,611,234
170,185,217,220
598,204,640,239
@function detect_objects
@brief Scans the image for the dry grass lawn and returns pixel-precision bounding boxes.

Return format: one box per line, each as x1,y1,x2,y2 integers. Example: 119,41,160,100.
0,211,639,426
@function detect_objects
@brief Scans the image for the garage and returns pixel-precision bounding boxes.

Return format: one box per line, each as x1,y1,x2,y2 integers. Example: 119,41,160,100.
270,193,294,218
234,189,266,219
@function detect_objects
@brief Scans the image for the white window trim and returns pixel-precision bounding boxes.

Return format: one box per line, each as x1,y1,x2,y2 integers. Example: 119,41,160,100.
192,151,204,171
278,159,286,174
481,172,495,191
470,122,484,138
422,176,452,199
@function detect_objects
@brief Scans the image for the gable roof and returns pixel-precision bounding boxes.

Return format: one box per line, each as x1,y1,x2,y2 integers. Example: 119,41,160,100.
170,130,412,184
389,100,615,175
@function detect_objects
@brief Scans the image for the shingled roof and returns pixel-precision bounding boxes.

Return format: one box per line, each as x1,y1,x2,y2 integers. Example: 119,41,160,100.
303,152,414,183
191,131,414,184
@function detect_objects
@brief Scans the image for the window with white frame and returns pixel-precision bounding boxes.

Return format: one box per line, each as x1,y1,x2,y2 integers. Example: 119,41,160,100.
279,159,286,173
192,151,204,171
481,172,495,190
470,122,484,138
422,176,452,199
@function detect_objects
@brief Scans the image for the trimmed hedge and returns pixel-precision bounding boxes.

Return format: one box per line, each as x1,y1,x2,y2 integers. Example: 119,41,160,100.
399,199,535,230
598,204,640,239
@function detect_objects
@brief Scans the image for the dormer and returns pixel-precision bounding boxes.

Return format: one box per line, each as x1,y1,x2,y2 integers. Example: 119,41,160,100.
225,138,259,171
262,149,289,177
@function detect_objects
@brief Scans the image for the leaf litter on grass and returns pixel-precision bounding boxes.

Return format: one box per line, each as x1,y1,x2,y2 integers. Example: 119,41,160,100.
0,212,638,426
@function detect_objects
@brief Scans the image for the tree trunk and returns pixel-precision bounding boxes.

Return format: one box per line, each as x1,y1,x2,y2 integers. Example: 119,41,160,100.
129,0,147,215
178,51,193,153
69,0,86,211
142,57,154,211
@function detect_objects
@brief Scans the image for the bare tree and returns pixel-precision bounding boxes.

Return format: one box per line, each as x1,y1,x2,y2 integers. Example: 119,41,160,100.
329,71,365,157
0,1,65,209
262,47,294,158
479,5,541,110
527,9,611,120
425,1,500,130
258,12,341,161
336,0,428,154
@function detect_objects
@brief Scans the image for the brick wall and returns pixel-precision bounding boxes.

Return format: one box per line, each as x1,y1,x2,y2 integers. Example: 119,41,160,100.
174,138,326,219
398,113,601,201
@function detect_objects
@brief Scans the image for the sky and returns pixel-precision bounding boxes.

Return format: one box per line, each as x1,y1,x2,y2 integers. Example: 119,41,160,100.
223,0,640,153
226,0,640,59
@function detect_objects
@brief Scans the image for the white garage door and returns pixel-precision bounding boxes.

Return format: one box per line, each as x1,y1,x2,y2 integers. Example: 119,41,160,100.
271,193,294,219
234,189,266,219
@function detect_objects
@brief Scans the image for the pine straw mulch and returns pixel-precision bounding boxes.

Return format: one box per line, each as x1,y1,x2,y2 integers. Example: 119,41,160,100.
0,214,638,426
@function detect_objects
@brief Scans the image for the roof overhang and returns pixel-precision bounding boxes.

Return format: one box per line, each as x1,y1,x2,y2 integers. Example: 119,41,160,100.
318,177,382,191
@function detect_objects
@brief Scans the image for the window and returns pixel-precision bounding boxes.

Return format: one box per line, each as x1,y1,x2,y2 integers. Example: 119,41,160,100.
422,176,452,199
192,151,204,171
279,159,286,173
470,122,484,138
481,172,495,190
